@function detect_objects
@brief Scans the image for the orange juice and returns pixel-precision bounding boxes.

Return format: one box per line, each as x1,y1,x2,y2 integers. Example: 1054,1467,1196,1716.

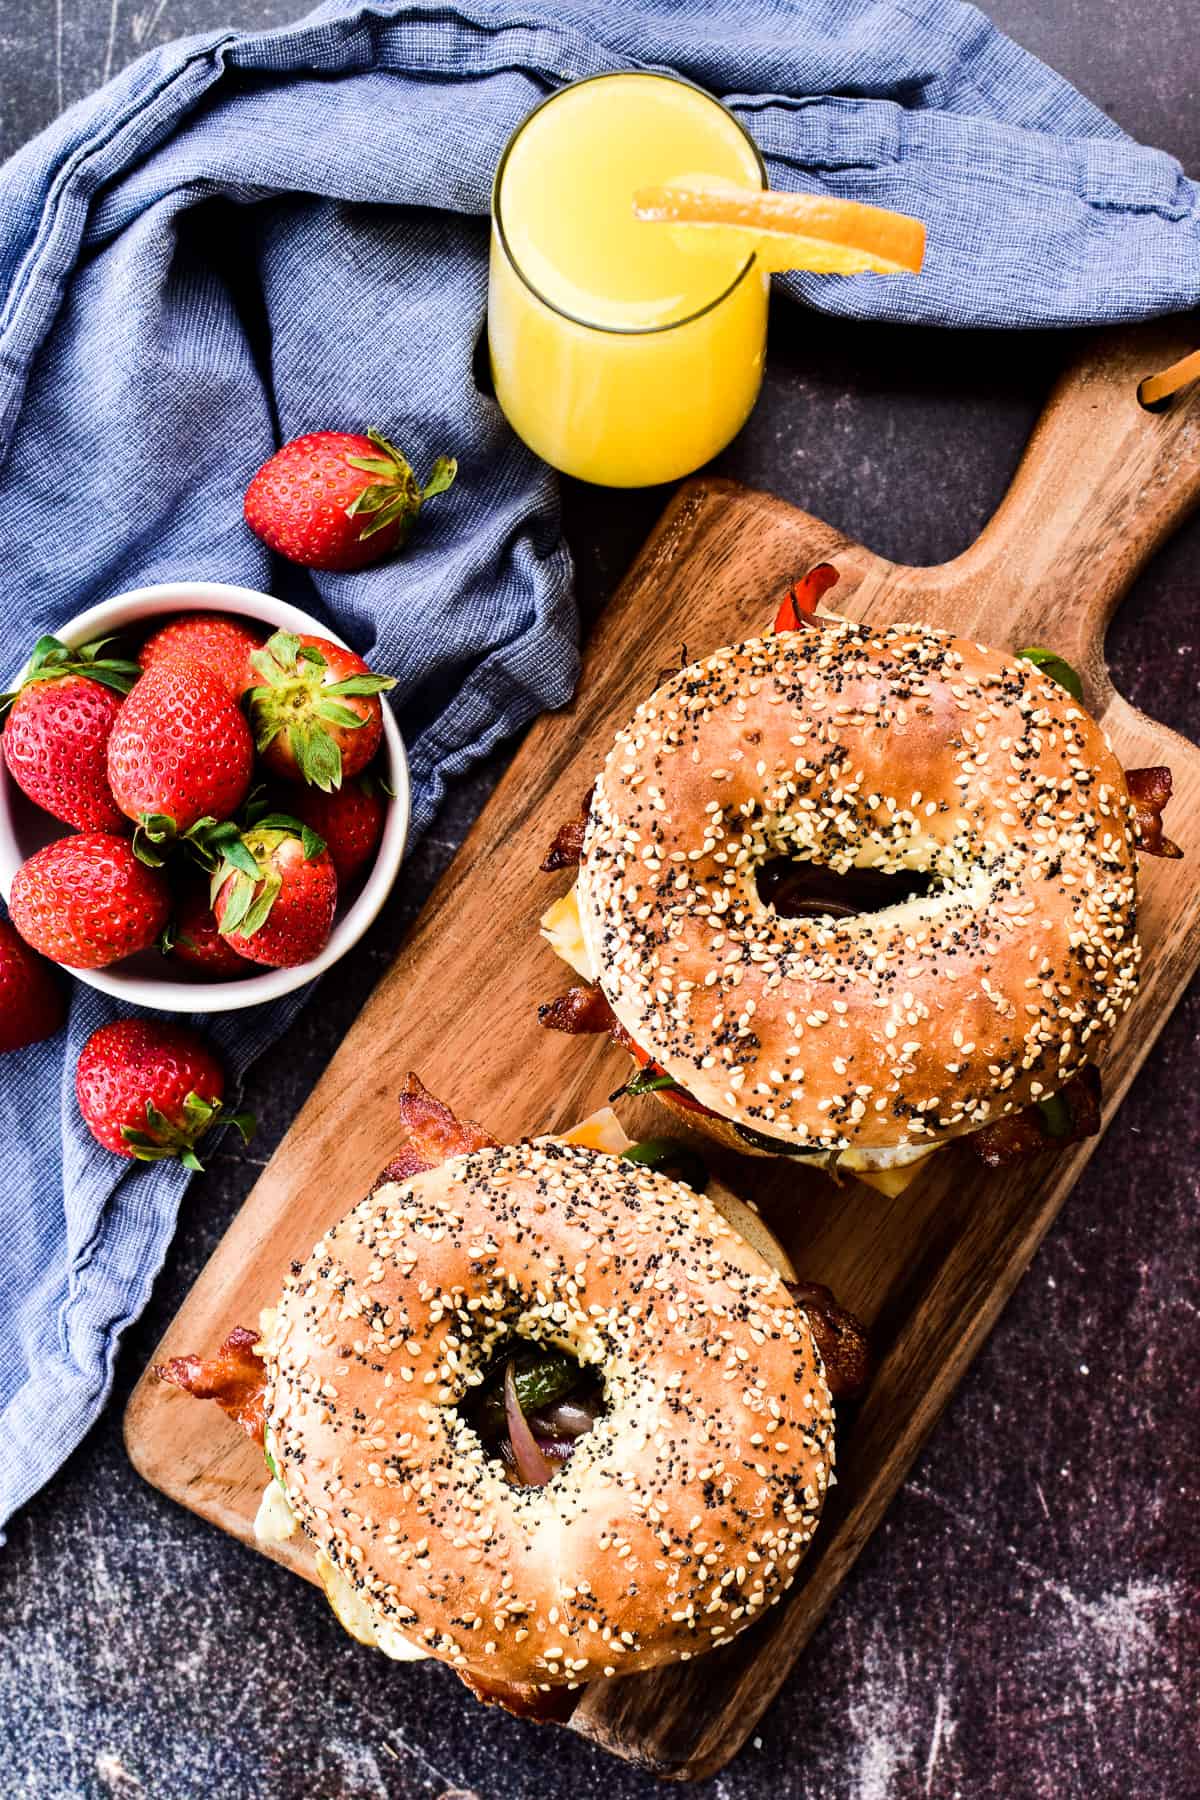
489,72,767,487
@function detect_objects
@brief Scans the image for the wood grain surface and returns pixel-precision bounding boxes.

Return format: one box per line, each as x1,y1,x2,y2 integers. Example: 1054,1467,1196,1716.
125,317,1200,1779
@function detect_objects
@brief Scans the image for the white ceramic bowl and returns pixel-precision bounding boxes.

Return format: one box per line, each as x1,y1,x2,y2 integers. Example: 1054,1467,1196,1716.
0,580,410,1013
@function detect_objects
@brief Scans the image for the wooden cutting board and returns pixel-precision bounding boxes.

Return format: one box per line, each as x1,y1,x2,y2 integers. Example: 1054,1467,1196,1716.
125,319,1200,1780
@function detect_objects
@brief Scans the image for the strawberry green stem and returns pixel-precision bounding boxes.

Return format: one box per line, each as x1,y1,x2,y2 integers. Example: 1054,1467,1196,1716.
120,1093,256,1170
247,631,396,792
0,633,140,716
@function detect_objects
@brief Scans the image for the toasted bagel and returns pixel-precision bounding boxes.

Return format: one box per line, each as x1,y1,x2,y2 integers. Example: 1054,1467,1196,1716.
263,1137,834,1689
576,622,1140,1155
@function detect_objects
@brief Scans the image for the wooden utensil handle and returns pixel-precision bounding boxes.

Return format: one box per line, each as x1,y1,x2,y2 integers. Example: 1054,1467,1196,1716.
906,319,1200,676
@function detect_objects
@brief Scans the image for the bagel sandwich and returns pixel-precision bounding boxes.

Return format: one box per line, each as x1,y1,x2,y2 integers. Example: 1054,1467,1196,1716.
539,583,1179,1195
157,1076,868,1721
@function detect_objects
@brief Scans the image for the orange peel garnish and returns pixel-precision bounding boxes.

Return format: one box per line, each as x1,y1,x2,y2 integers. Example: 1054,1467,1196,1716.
632,183,926,276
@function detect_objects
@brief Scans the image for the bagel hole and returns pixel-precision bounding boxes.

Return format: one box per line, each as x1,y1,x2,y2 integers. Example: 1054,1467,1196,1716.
459,1337,607,1485
756,856,934,920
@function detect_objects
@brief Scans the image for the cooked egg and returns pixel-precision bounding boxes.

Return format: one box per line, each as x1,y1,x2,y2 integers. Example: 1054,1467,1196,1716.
253,1478,298,1545
315,1549,427,1661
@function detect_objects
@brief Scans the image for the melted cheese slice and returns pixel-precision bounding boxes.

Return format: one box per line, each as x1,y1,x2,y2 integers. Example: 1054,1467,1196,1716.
854,1153,936,1197
540,883,596,982
558,1106,630,1155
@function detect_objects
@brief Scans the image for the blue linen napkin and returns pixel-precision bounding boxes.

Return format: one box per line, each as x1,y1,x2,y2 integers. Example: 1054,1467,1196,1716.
2,0,1199,1540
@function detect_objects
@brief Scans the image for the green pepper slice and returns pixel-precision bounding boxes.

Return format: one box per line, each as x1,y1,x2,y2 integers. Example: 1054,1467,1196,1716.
620,1068,684,1099
1017,645,1084,703
620,1137,710,1193
1037,1092,1073,1138
263,1423,281,1484
471,1346,580,1439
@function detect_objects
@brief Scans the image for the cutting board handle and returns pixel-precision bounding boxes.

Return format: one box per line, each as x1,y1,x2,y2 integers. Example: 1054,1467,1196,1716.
913,320,1200,684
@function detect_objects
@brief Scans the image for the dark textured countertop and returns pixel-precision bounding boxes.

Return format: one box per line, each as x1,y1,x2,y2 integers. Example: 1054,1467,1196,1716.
2,4,1198,1798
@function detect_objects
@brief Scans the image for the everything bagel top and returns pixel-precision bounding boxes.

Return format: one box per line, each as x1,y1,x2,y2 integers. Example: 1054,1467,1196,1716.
576,621,1141,1154
264,1137,833,1688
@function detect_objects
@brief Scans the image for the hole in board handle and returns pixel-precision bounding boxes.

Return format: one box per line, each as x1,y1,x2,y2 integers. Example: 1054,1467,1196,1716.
1137,346,1200,412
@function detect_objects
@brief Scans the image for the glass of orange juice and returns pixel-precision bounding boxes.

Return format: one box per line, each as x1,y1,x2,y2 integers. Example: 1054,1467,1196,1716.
488,71,768,488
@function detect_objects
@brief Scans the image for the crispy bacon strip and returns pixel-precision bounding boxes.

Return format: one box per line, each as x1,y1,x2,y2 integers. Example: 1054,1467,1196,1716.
970,1064,1102,1169
784,1282,873,1401
537,981,619,1036
394,1071,498,1166
159,1082,495,1445
538,984,716,1116
540,787,594,872
370,1146,434,1191
969,1106,1050,1167
155,1324,267,1448
1126,766,1182,858
371,1075,498,1191
457,1670,576,1722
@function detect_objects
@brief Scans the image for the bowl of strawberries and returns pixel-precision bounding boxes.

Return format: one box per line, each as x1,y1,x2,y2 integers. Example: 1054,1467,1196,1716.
0,580,410,1013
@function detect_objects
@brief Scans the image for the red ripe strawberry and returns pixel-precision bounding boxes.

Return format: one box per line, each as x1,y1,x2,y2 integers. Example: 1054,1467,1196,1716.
243,430,455,573
0,918,66,1052
76,1018,254,1169
107,659,254,844
247,631,394,791
1,634,139,831
211,817,337,968
167,883,254,978
9,833,170,968
139,613,265,700
291,774,386,885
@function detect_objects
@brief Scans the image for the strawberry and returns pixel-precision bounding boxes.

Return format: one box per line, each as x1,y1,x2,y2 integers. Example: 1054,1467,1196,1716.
0,918,66,1052
1,634,139,831
139,613,265,700
247,631,394,791
291,773,387,885
243,430,455,573
210,815,337,967
76,1018,254,1169
165,883,254,978
9,833,170,968
107,659,254,849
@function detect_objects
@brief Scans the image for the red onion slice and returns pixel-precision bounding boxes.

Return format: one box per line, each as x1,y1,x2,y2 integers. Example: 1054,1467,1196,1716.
504,1357,556,1487
530,1394,601,1441
533,1436,576,1461
497,1436,574,1472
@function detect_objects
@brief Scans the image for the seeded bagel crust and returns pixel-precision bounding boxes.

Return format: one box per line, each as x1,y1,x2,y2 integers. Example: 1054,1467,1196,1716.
576,622,1141,1153
264,1138,834,1688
